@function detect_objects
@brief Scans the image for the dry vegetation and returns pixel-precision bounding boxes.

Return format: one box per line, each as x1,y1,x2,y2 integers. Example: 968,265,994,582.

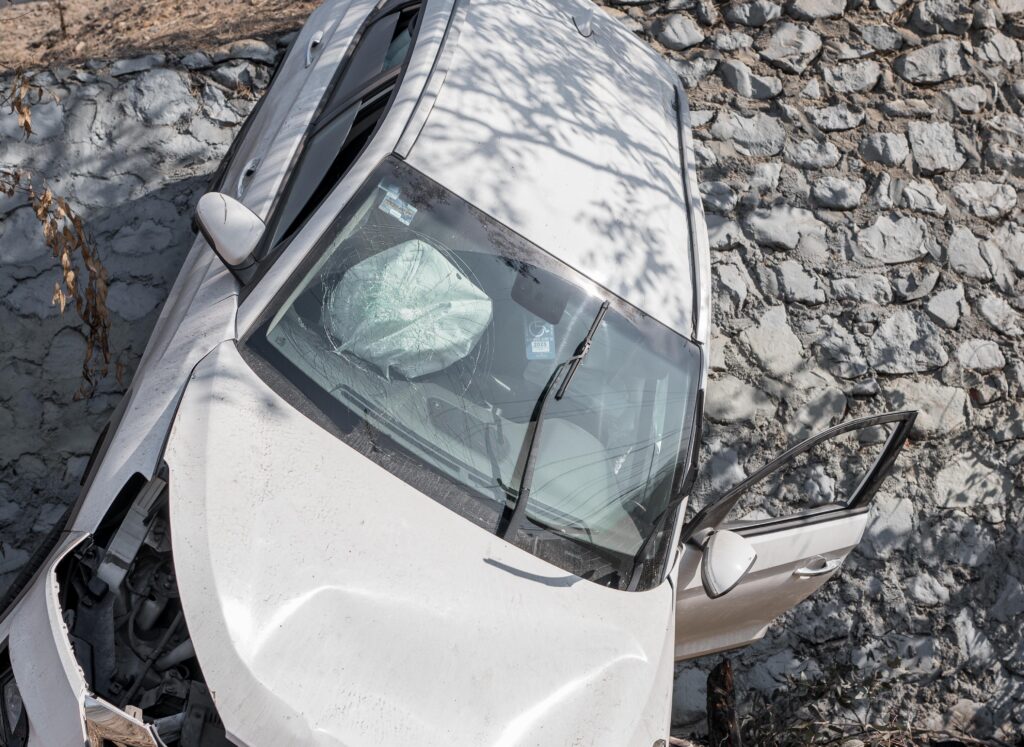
0,0,318,68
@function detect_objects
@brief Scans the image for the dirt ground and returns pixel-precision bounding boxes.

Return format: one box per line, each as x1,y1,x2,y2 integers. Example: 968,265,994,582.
0,0,320,69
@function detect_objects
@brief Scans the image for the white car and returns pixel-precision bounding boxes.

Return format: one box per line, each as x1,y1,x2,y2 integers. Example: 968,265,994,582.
0,0,916,744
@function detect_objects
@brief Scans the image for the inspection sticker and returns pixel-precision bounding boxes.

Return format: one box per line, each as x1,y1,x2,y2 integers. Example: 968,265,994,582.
378,186,417,225
524,317,556,360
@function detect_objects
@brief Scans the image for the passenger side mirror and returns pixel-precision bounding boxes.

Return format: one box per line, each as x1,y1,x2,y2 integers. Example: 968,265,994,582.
195,192,264,270
700,530,756,599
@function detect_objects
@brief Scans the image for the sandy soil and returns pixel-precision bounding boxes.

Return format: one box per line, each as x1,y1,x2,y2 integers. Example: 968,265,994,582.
0,0,320,69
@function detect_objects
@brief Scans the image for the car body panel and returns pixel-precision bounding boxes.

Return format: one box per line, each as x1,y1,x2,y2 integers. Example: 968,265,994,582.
163,342,675,746
673,512,867,660
405,0,696,337
8,533,89,747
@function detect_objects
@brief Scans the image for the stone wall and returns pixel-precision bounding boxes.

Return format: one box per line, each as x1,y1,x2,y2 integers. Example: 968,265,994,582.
1,0,1022,740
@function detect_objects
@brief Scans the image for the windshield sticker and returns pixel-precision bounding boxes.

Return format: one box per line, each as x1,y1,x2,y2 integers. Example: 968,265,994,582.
378,186,417,226
525,317,556,360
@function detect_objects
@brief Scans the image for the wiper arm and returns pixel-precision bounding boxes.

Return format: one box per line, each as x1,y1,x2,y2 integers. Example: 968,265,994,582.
500,300,610,538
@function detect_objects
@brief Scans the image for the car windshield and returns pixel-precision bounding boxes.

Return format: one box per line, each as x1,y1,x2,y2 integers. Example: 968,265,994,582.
244,156,701,591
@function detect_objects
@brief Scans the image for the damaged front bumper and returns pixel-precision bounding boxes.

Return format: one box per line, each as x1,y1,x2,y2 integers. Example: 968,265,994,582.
3,474,228,747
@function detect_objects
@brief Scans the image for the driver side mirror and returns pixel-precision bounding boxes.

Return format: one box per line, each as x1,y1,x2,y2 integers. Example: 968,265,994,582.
700,530,757,599
195,192,264,270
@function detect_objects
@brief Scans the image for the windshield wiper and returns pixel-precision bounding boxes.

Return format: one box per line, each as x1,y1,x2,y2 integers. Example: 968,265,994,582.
500,300,610,538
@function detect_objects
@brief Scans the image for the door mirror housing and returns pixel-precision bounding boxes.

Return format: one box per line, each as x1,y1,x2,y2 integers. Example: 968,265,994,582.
700,530,756,599
195,192,264,270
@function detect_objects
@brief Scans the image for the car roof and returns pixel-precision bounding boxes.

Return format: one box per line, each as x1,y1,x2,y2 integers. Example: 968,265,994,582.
405,0,695,336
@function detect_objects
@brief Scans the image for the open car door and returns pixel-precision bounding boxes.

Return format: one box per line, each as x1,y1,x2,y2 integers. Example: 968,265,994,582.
674,411,916,661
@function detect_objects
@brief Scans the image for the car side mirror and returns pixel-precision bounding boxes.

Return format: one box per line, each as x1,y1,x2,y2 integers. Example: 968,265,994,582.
195,192,264,270
700,530,757,599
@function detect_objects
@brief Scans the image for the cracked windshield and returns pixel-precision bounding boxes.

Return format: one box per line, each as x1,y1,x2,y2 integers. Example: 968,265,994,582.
246,156,701,589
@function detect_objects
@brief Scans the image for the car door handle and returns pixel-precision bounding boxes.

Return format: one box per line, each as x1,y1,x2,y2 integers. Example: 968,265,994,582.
793,558,842,577
306,30,324,67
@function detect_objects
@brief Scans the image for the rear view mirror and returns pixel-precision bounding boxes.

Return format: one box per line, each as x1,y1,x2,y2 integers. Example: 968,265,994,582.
195,192,264,270
700,530,757,599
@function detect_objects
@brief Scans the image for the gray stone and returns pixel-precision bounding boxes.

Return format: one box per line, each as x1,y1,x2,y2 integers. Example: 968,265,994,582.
864,493,915,558
726,0,782,26
857,214,935,264
209,61,269,91
718,60,783,99
777,259,825,303
180,51,213,70
859,133,910,167
759,22,823,74
824,60,881,93
716,259,751,309
867,310,949,373
860,25,904,51
130,69,198,126
0,98,63,141
911,0,973,34
901,180,946,216
894,41,969,84
958,339,1006,371
987,223,1024,276
788,0,846,19
784,138,841,169
706,374,776,422
947,85,988,113
908,121,965,174
786,387,847,437
712,30,754,51
812,176,865,209
992,405,1024,442
926,285,968,329
909,574,951,606
700,181,738,211
670,56,719,88
992,577,1024,623
978,294,1023,336
818,318,869,378
954,609,995,672
952,181,1018,220
833,274,893,304
710,111,786,156
201,84,242,125
807,104,865,132
977,32,1022,65
706,214,745,249
886,378,967,436
110,53,166,77
211,38,277,64
740,305,806,377
671,667,707,726
893,266,940,301
105,281,165,322
743,206,827,254
936,454,1010,523
948,227,991,280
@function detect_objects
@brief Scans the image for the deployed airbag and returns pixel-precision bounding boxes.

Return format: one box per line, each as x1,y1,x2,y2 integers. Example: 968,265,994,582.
327,240,493,378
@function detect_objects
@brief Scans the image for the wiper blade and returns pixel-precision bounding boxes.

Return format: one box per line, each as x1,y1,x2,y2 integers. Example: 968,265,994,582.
556,300,609,400
500,300,610,538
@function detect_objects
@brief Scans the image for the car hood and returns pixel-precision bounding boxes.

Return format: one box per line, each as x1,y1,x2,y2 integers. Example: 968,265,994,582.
163,342,674,747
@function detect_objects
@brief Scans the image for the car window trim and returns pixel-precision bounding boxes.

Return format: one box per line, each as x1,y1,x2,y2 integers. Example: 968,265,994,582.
678,410,917,546
237,1,427,299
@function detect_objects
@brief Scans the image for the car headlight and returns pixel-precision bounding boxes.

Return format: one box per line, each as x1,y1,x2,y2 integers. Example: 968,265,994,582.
0,651,27,747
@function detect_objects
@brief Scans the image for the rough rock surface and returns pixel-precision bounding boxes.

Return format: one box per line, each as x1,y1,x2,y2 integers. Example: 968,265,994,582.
606,0,1024,738
2,1,1024,741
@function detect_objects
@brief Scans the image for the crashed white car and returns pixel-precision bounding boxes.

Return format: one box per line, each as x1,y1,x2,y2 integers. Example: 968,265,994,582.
0,0,916,744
